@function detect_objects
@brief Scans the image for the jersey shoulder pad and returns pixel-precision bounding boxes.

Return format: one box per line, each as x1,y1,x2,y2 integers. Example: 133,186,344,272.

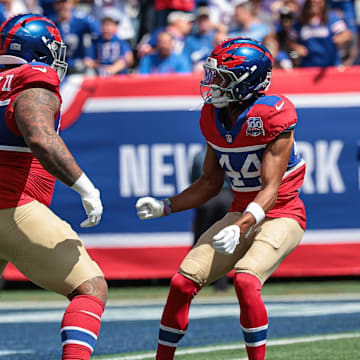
252,95,297,140
17,63,60,93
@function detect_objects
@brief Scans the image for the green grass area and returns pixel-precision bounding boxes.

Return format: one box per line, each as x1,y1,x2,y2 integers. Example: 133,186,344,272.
92,333,360,360
1,279,360,302
175,336,360,360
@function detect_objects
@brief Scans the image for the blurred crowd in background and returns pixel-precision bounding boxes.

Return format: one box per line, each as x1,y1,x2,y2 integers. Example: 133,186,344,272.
2,0,360,76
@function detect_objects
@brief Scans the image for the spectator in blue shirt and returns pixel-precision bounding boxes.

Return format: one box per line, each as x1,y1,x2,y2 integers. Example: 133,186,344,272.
228,0,271,42
54,0,101,74
182,6,216,72
288,0,352,67
84,10,134,76
328,0,358,66
138,31,192,74
137,11,194,59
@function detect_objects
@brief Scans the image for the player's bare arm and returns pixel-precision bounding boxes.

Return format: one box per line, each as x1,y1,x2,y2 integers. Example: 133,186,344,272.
13,87,82,186
170,144,225,213
14,87,102,227
235,131,294,233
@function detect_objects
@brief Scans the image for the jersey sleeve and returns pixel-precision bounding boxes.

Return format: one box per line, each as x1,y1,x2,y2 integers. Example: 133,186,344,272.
264,96,297,141
6,63,61,136
199,104,213,141
19,63,61,94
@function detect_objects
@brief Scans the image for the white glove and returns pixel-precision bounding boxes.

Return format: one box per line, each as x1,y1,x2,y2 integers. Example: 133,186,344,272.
79,188,103,228
71,173,103,227
136,197,165,220
212,225,240,255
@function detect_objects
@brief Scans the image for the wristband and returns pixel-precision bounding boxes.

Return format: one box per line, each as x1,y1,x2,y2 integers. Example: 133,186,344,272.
244,201,265,225
71,173,96,196
162,198,172,216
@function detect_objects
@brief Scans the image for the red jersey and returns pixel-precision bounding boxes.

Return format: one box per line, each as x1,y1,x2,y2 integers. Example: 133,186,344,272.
0,62,61,209
155,0,195,11
200,95,306,230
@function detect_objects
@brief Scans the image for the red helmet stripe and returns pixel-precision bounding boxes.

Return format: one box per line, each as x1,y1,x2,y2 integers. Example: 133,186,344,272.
0,16,15,50
46,25,62,43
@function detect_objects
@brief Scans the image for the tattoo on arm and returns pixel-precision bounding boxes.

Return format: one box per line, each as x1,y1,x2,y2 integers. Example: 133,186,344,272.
14,87,82,186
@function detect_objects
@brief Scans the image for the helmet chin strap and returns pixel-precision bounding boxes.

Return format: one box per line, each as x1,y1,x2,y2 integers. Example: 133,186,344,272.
211,89,230,108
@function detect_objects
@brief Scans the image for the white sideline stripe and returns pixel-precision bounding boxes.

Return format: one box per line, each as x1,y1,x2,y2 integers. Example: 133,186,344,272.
60,74,83,112
3,292,360,310
83,97,203,112
94,332,360,359
80,232,193,248
0,350,33,356
2,301,360,323
289,93,360,108
81,93,360,113
79,228,360,248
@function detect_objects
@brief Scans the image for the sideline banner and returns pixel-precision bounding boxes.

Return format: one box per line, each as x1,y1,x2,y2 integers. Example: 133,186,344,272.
4,67,360,280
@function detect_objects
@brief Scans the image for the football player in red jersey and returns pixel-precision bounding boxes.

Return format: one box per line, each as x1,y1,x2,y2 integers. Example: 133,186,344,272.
136,37,306,360
0,14,107,360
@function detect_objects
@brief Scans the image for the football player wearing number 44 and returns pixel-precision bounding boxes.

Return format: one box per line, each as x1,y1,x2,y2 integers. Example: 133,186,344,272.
136,37,306,360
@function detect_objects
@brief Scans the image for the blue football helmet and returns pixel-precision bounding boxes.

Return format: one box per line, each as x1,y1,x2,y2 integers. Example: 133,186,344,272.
0,13,67,81
200,37,273,108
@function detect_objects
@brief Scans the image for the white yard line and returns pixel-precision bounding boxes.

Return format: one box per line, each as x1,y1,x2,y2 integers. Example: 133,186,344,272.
2,299,360,323
0,350,32,357
96,332,360,360
2,293,360,310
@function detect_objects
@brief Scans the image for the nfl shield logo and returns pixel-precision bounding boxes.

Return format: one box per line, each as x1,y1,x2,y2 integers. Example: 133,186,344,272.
225,134,233,143
246,117,265,137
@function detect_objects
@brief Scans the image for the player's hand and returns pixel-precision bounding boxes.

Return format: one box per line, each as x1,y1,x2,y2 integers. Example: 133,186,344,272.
136,197,164,220
212,225,240,255
80,188,103,228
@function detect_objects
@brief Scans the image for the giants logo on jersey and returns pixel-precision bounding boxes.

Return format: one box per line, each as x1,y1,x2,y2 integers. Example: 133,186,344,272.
246,117,265,137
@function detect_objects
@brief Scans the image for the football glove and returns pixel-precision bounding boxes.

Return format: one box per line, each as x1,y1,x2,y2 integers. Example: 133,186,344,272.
213,225,240,255
136,197,165,220
79,188,103,228
71,173,103,227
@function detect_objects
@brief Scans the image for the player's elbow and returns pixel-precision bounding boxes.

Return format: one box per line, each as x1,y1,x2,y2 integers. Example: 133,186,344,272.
25,133,54,158
206,180,224,198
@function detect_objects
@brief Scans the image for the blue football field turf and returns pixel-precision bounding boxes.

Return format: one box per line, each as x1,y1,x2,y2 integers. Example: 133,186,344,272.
1,297,360,359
